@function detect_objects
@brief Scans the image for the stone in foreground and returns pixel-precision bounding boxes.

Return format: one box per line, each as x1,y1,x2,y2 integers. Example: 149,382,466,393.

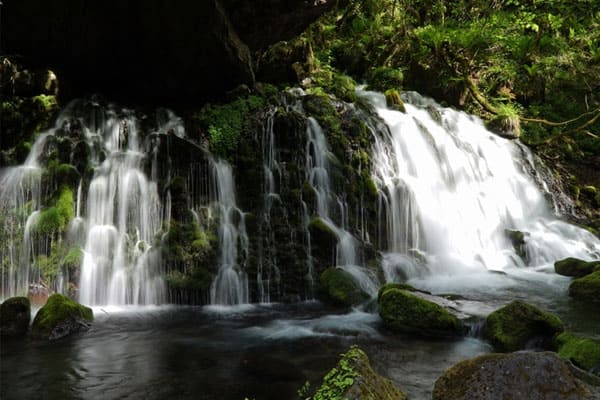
31,294,93,340
0,296,31,337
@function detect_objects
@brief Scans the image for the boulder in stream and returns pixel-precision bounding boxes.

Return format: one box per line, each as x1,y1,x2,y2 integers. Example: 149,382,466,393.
307,346,406,400
432,351,599,400
557,332,600,374
31,294,93,340
569,270,600,303
483,300,564,352
378,284,463,338
0,296,31,337
319,267,370,307
555,257,600,278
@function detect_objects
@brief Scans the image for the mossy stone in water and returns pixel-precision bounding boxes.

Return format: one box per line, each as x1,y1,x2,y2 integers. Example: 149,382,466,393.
555,257,600,278
308,346,407,400
320,267,369,307
483,300,564,352
378,287,463,338
557,332,600,372
569,270,600,303
0,297,31,337
31,294,93,340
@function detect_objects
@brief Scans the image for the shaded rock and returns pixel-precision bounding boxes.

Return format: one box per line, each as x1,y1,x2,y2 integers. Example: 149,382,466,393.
0,297,31,337
483,300,564,352
308,346,406,400
378,286,463,338
31,294,93,340
555,257,600,278
320,267,369,307
557,332,600,373
505,229,528,260
569,270,600,303
432,351,598,400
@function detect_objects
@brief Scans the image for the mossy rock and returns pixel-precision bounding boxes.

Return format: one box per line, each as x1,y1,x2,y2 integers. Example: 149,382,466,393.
557,332,600,372
377,282,420,302
31,294,93,340
505,229,528,259
320,267,369,307
308,346,407,400
433,352,595,400
0,297,31,337
378,287,463,338
366,67,404,92
569,270,600,303
384,89,406,113
555,258,600,278
483,300,564,352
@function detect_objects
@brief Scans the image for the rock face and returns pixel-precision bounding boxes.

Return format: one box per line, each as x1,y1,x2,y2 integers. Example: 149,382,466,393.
432,352,598,400
557,332,600,373
0,297,31,337
309,346,406,400
483,300,564,352
2,0,333,102
569,270,600,303
31,294,94,340
378,284,463,338
555,257,600,278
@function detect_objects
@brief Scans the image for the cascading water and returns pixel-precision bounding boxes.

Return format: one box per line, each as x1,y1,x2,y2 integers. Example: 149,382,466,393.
305,117,379,298
77,105,167,305
209,160,249,305
361,90,600,291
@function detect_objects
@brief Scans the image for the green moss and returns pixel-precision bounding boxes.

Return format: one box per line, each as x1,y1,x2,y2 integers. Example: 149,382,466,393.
166,269,213,291
309,217,337,241
384,89,406,113
377,282,419,302
31,294,93,339
557,332,600,371
555,257,600,278
483,300,564,352
35,186,74,235
32,95,58,113
310,347,360,400
366,67,404,92
320,267,369,307
569,270,600,303
378,288,463,337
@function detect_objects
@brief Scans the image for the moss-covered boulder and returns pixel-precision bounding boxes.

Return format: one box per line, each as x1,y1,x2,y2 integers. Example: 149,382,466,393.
557,332,600,373
555,257,600,278
384,89,406,113
307,346,406,400
0,297,31,337
483,300,564,352
569,271,600,303
433,352,597,400
378,286,463,338
31,294,93,340
319,267,370,307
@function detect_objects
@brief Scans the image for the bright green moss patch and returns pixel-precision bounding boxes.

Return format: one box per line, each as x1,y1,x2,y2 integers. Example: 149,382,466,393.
483,300,564,352
35,186,74,235
557,332,600,371
378,287,463,337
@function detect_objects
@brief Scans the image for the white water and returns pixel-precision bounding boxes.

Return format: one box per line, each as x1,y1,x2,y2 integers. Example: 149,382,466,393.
305,117,379,297
362,90,600,293
209,161,249,305
78,105,166,305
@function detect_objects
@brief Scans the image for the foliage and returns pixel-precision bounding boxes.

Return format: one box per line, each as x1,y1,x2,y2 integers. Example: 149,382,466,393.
194,95,266,156
308,346,360,400
34,186,74,235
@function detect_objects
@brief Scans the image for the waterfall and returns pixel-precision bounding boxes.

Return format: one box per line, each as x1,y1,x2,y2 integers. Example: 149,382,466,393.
209,160,249,305
77,106,166,305
305,117,379,298
362,90,600,286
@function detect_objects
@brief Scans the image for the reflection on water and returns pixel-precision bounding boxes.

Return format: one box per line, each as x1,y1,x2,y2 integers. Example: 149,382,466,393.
1,293,597,400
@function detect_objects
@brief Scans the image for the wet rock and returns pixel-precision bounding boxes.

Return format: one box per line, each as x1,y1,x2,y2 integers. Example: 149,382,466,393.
308,346,407,400
555,257,600,278
0,297,31,337
557,332,600,373
432,351,598,400
378,285,463,338
31,294,93,340
319,267,369,307
505,229,528,260
569,270,600,303
483,300,564,352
